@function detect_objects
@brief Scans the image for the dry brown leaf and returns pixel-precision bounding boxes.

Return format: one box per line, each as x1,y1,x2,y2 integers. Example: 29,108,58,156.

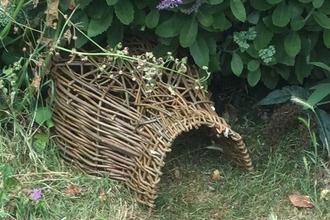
62,29,72,44
1,0,8,13
44,0,59,27
30,76,41,94
68,0,75,10
212,169,220,181
289,194,314,208
320,189,329,199
98,189,106,201
38,37,53,45
65,185,79,195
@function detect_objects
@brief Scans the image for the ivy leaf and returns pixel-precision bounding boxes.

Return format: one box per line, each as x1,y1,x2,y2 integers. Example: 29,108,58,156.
324,29,330,48
88,7,113,37
114,0,134,25
247,68,261,87
253,21,273,50
272,1,290,27
180,17,198,48
313,0,324,8
189,36,210,68
230,0,246,22
284,31,301,56
197,9,214,27
35,107,53,126
247,60,260,71
231,53,243,76
145,10,159,29
313,11,330,29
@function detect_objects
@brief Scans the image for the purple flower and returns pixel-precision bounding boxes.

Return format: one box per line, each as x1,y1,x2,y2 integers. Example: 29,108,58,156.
30,189,41,200
156,0,182,10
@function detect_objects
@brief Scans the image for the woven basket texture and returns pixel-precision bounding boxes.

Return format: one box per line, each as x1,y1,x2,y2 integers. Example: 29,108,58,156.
50,39,253,209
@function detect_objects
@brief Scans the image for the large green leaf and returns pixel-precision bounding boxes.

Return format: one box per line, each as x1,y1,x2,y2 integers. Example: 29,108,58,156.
71,9,89,31
262,69,279,89
145,10,159,29
288,1,305,18
273,36,295,66
253,21,273,50
290,16,305,31
295,55,312,84
231,53,244,76
189,36,210,67
272,1,290,27
309,61,330,72
209,54,221,72
208,0,224,4
313,11,330,29
284,31,301,56
87,7,113,37
205,37,217,55
212,12,232,31
180,18,198,48
250,0,273,11
197,9,214,27
114,0,134,25
86,0,107,18
230,0,246,22
106,0,118,5
307,83,330,107
267,0,283,4
247,60,260,71
274,65,290,80
247,11,260,24
324,29,330,48
247,68,261,87
257,86,309,105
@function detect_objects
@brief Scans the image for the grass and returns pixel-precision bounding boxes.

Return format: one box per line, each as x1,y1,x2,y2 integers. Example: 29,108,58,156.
2,105,330,220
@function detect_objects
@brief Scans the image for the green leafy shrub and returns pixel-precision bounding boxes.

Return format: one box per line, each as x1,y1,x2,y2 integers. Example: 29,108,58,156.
65,0,330,89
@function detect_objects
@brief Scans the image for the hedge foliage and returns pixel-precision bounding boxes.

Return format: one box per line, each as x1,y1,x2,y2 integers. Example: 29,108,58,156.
67,0,330,87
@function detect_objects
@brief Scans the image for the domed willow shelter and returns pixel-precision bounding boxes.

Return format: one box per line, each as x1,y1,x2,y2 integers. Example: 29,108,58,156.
50,39,253,212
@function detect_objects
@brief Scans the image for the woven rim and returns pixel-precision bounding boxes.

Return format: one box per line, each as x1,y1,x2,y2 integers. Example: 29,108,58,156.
50,41,253,210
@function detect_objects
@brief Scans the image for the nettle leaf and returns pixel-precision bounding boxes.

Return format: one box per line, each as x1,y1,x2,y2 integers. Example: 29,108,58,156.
247,60,260,71
284,31,301,56
313,0,324,8
247,11,260,24
208,0,224,4
250,0,273,11
35,107,52,126
88,7,113,37
247,68,261,87
272,1,290,27
197,8,214,27
313,11,330,29
156,15,183,38
231,52,243,76
145,10,159,29
180,17,198,48
189,36,210,67
107,19,123,48
324,29,330,48
307,83,330,107
230,0,246,22
114,0,134,25
106,0,118,5
253,21,273,50
291,16,305,31
267,0,283,4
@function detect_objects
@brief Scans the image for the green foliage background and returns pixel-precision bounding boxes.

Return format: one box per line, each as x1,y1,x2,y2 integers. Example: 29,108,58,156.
67,0,330,89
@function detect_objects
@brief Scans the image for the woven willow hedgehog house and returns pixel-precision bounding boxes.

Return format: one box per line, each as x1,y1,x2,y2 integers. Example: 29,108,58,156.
50,42,253,210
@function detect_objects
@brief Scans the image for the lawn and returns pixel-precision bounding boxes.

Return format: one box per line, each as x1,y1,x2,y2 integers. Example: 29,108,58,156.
2,101,330,220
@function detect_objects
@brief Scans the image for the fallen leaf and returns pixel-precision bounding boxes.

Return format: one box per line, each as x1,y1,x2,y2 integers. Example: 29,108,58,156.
174,169,181,179
65,185,79,195
321,189,329,199
68,0,75,10
30,76,41,94
98,189,106,201
44,0,59,27
212,169,220,181
1,0,8,13
289,194,314,208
